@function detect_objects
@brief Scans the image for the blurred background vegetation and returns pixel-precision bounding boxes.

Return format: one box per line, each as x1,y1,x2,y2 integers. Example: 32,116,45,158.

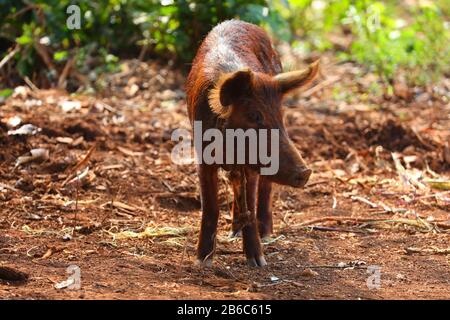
0,0,448,94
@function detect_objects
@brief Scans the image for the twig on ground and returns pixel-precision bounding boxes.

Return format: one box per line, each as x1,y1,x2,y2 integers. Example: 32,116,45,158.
100,199,149,216
298,216,383,226
305,180,328,188
351,195,406,213
414,190,450,200
62,143,96,186
405,247,450,255
302,265,367,269
351,195,378,208
33,41,57,75
332,196,337,209
0,183,19,192
57,56,75,89
0,45,19,70
301,75,340,98
296,216,450,231
74,173,80,224
24,76,39,91
162,180,175,192
302,225,368,234
153,191,199,199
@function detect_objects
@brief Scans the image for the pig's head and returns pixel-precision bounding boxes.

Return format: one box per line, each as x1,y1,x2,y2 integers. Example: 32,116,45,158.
208,61,319,188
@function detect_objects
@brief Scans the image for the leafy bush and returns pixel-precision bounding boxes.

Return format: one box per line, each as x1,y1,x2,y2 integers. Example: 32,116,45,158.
0,0,448,89
0,0,142,86
0,0,281,89
275,0,449,86
347,2,449,85
131,0,284,61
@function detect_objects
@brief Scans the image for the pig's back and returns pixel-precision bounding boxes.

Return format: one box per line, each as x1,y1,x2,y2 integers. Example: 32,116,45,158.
186,20,282,122
202,20,282,79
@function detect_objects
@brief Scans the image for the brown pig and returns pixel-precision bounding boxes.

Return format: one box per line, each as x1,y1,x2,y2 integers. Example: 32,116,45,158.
186,20,319,267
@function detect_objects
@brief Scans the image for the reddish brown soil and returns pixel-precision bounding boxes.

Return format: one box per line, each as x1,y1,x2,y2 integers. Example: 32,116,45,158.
0,60,449,300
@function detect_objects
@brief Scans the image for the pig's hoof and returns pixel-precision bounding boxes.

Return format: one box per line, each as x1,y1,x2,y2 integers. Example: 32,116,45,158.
247,255,267,267
195,257,213,267
228,229,242,238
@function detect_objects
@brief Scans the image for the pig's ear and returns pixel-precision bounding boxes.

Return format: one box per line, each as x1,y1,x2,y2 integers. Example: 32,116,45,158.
209,69,252,118
275,60,319,94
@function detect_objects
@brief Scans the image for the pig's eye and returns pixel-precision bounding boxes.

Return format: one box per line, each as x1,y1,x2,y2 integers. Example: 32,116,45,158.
246,111,264,126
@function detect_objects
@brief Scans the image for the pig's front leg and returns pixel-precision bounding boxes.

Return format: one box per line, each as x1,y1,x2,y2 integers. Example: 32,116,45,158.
257,176,273,239
196,164,220,267
232,170,267,267
228,169,244,238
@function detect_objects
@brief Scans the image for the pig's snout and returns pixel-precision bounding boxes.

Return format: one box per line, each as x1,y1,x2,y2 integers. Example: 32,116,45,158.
272,135,312,188
290,166,312,188
271,165,312,188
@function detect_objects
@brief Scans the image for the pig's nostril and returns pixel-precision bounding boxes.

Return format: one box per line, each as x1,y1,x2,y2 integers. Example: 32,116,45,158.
295,168,312,187
301,168,312,179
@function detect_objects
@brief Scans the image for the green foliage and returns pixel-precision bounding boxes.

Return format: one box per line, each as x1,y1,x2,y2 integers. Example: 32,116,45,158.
0,0,280,86
0,88,13,98
0,0,139,81
0,0,448,88
276,0,449,86
346,2,449,85
131,0,279,61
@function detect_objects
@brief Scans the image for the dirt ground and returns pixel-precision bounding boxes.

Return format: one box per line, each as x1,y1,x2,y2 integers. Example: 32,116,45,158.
0,59,449,300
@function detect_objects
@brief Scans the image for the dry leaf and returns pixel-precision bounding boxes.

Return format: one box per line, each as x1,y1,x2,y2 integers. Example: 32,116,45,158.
16,148,49,167
59,100,81,112
8,124,41,136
